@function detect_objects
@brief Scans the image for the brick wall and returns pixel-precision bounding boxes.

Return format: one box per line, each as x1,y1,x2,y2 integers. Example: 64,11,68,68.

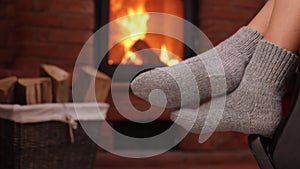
0,0,16,69
0,0,94,77
0,0,264,76
199,0,264,45
0,0,265,151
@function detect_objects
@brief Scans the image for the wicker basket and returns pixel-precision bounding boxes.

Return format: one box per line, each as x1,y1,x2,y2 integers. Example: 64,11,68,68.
0,103,108,169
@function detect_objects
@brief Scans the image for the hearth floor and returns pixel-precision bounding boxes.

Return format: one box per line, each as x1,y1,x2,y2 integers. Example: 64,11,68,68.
94,151,259,169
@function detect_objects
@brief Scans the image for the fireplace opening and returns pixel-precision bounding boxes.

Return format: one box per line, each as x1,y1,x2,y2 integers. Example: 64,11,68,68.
95,0,199,80
108,0,184,66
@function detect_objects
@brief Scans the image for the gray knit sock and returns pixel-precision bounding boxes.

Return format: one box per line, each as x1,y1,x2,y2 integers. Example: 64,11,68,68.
131,27,263,108
171,40,298,137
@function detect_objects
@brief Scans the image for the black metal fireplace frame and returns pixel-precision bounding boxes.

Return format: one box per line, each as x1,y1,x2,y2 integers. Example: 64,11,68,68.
94,0,199,79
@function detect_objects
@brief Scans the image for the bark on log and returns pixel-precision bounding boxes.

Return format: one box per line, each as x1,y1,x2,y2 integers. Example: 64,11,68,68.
16,78,53,105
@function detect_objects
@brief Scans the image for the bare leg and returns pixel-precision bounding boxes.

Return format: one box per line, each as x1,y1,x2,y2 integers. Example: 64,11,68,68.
248,0,275,35
171,0,299,138
264,0,300,52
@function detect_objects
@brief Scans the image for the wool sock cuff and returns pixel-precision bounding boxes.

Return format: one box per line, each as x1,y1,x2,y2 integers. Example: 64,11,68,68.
225,26,263,56
245,40,298,89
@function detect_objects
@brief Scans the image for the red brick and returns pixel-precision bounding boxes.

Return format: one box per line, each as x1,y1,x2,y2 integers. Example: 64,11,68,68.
12,70,38,78
199,32,229,46
0,69,13,78
0,24,7,35
16,0,35,11
179,132,249,151
198,0,262,46
49,0,94,14
199,19,246,45
0,35,5,46
15,27,37,42
201,0,232,6
2,4,16,18
59,44,83,59
36,28,48,41
0,20,15,45
11,67,40,78
210,33,238,45
13,56,76,74
39,58,76,73
61,14,94,30
18,43,60,58
200,19,232,34
0,8,5,18
228,21,246,33
6,31,16,47
200,6,256,23
34,0,51,11
0,48,14,65
17,12,60,27
95,151,258,168
64,43,94,66
50,59,76,73
37,28,92,44
0,21,9,32
53,60,76,73
232,0,265,8
16,0,51,11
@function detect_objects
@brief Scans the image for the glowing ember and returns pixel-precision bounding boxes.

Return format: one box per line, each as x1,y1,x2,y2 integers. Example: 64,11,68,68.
159,45,180,66
121,51,143,65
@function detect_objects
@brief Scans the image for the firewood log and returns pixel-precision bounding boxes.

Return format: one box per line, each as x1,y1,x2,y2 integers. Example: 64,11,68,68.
0,76,17,104
40,64,70,102
76,66,111,102
131,40,163,65
16,78,53,105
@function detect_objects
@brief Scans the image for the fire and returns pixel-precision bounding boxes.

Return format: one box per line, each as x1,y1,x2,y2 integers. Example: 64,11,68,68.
121,51,143,65
112,0,182,66
117,2,150,65
159,45,180,66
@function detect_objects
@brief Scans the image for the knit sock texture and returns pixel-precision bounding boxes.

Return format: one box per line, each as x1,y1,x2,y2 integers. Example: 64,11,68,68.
131,27,263,108
171,40,298,137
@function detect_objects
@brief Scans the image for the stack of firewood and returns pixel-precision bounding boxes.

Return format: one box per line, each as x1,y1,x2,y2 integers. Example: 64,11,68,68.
0,64,111,105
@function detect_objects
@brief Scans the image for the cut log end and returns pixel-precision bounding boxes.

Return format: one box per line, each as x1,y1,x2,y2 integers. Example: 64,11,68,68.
0,76,18,104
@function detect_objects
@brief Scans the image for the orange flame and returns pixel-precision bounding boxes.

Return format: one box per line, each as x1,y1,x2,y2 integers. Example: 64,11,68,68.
116,4,149,65
159,45,180,66
121,51,143,65
113,0,181,66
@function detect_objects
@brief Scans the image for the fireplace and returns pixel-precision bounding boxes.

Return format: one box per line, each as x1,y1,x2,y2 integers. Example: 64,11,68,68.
94,0,199,80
